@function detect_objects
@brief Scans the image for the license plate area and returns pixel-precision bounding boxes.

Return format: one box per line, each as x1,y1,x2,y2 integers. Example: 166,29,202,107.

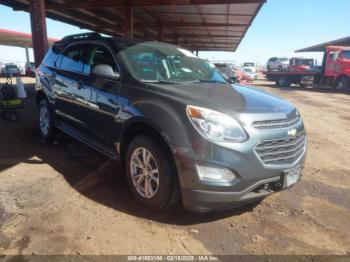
283,165,301,188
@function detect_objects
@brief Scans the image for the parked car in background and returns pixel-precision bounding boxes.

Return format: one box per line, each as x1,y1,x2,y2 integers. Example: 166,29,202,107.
243,67,258,80
214,63,252,85
242,62,256,73
267,57,289,71
25,62,36,77
0,63,21,77
214,63,237,81
36,33,307,212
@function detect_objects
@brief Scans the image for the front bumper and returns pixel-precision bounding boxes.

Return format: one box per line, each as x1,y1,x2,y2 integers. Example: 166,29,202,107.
173,126,307,212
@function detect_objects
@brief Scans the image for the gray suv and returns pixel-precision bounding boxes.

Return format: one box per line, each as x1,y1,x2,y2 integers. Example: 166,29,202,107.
36,33,307,212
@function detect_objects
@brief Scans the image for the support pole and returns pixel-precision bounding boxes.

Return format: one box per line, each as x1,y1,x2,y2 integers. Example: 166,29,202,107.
196,50,199,56
125,6,134,39
25,46,30,64
29,0,48,68
158,26,164,42
174,35,179,46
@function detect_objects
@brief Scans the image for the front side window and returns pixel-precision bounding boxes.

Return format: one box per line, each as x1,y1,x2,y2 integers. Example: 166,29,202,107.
342,50,350,60
84,44,118,74
120,42,227,84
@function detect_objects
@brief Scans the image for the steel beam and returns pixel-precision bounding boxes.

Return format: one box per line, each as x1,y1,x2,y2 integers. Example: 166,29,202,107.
45,0,265,10
125,6,134,39
158,26,164,42
29,0,48,67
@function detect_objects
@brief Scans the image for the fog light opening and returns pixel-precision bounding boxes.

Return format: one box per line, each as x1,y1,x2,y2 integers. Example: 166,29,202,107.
196,164,237,183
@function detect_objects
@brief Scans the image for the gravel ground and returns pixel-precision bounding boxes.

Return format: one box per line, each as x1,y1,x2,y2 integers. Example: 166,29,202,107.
0,77,349,255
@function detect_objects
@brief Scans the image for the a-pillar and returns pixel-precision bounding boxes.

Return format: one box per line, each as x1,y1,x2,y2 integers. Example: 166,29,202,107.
125,6,134,39
29,0,48,68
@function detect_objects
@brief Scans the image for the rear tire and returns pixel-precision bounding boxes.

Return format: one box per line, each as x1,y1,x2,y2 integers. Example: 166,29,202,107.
277,76,291,87
38,99,55,142
125,135,179,210
335,76,349,90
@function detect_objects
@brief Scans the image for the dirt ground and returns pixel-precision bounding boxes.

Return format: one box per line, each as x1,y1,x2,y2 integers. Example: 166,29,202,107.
0,77,349,255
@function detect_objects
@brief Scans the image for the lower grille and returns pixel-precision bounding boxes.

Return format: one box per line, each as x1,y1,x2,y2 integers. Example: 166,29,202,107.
255,132,306,165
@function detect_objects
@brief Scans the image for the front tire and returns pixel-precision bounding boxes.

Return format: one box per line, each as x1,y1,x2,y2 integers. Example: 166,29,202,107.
125,135,179,210
38,99,54,142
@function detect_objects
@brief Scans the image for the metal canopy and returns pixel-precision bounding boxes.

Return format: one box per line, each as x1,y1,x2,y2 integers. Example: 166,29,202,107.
0,0,265,52
296,36,350,53
0,28,58,48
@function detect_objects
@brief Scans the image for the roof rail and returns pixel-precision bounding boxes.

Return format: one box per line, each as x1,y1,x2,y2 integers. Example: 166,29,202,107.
60,32,102,42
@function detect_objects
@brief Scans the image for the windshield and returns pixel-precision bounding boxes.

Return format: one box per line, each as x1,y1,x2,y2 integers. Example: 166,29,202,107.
343,51,350,60
120,42,227,84
295,59,314,66
243,63,254,67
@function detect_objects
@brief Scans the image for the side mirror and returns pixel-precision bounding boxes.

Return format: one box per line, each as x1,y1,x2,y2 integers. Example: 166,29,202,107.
91,64,120,80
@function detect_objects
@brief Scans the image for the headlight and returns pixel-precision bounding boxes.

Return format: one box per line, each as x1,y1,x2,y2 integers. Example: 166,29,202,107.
186,105,247,143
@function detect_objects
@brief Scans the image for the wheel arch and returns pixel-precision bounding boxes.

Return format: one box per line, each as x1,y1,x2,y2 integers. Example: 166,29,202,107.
119,119,178,175
36,90,47,107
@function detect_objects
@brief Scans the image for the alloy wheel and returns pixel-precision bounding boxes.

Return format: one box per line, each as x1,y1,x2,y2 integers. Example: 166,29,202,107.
129,147,160,199
39,104,50,137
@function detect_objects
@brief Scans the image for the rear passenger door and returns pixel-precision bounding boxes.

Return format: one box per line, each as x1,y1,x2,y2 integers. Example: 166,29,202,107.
53,43,87,129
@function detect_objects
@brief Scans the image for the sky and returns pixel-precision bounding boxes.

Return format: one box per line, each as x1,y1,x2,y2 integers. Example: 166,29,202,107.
0,0,350,65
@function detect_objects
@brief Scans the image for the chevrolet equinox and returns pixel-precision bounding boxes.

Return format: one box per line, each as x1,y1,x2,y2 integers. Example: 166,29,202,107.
36,33,307,212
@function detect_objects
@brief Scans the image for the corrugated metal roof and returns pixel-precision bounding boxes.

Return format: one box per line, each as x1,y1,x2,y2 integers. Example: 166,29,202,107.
0,0,265,51
296,36,350,52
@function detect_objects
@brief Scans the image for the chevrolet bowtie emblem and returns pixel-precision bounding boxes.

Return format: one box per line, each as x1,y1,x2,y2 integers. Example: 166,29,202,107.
288,129,297,137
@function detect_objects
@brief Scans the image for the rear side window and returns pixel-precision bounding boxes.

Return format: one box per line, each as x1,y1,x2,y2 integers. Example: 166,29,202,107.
58,44,86,73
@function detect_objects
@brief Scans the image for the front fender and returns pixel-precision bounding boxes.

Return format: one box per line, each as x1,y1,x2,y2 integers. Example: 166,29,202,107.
122,99,192,148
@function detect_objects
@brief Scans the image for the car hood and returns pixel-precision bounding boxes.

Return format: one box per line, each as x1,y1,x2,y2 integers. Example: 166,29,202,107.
146,82,296,121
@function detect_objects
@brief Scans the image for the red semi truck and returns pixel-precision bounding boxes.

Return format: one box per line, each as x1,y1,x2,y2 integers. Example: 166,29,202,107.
264,46,350,89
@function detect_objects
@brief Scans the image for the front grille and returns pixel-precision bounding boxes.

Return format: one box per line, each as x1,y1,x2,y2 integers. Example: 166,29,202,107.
255,132,306,165
252,116,301,130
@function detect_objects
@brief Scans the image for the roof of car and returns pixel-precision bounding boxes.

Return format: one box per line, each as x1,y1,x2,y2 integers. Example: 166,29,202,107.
54,32,181,51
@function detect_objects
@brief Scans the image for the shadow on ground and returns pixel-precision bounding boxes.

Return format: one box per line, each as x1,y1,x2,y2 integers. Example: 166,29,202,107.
0,83,258,226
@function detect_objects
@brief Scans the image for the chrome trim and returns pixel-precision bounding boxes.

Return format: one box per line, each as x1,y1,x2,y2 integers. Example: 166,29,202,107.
252,116,301,130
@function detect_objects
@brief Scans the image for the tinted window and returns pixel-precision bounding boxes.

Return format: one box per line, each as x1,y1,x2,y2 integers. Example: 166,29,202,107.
84,44,118,74
59,44,85,72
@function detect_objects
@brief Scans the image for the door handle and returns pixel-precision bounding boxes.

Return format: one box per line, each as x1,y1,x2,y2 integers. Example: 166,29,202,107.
76,82,83,90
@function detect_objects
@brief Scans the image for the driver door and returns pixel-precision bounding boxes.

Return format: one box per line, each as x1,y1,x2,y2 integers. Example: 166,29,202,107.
78,43,123,148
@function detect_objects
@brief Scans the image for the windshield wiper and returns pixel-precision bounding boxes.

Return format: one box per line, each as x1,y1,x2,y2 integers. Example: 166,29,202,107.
189,79,227,84
141,79,180,85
